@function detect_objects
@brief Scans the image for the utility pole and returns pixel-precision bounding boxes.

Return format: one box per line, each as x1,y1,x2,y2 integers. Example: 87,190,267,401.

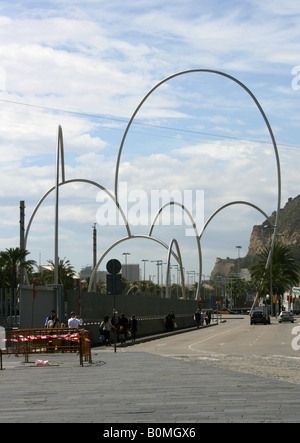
236,245,242,277
93,223,97,292
19,201,25,285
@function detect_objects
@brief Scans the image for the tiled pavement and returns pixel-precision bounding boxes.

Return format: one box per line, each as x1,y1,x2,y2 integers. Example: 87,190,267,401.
0,347,299,423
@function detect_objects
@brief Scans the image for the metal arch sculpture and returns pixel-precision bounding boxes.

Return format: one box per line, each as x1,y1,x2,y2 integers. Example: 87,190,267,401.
87,234,181,293
23,178,132,285
149,201,202,300
24,126,132,285
25,69,281,305
199,201,273,240
165,238,186,299
198,200,273,309
24,178,132,249
114,69,281,302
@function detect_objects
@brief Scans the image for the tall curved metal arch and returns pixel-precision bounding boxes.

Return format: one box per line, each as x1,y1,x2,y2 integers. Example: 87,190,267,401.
199,201,273,240
199,200,274,313
165,238,186,300
114,69,281,279
54,126,64,284
25,179,132,249
87,234,180,293
149,201,202,299
24,178,132,285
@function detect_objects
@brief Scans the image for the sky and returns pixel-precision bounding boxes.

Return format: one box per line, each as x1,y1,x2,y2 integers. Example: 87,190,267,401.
0,0,299,285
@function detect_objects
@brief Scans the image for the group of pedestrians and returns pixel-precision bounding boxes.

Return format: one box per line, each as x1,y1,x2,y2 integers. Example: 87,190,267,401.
99,312,138,346
44,310,83,329
194,309,211,328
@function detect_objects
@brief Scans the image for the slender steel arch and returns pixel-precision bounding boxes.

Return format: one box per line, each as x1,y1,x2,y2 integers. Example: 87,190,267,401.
25,70,281,313
25,179,132,250
199,201,273,240
165,239,186,299
149,201,202,299
24,178,132,285
87,234,180,292
199,200,274,313
114,69,281,286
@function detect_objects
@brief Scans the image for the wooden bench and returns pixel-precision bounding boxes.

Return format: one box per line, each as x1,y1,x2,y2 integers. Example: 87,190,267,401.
0,327,92,369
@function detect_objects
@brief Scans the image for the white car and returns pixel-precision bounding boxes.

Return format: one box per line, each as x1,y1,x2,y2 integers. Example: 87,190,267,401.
279,311,294,323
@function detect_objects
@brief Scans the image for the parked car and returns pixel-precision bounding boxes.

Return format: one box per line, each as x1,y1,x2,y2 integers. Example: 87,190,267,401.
217,308,238,314
279,311,294,323
250,310,269,325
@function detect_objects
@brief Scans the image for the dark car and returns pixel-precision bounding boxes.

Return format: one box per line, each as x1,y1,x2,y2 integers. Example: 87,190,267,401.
250,310,268,325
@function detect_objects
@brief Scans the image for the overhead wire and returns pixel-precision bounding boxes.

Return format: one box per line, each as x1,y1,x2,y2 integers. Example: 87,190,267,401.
0,97,299,151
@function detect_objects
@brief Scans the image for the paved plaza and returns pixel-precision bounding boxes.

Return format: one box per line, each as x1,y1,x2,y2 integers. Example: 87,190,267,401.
0,339,299,423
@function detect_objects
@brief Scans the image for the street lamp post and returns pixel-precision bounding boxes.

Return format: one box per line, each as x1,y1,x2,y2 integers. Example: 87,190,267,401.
151,260,162,294
142,259,149,281
263,224,274,316
122,252,131,281
236,246,242,277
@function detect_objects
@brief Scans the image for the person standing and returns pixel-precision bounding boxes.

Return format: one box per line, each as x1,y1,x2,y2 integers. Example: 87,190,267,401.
47,312,61,328
68,312,81,328
44,310,56,327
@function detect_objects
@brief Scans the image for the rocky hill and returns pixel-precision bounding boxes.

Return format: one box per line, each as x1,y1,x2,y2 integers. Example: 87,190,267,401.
211,195,300,278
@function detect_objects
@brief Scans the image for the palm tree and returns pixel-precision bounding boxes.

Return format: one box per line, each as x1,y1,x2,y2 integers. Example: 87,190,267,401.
41,258,76,289
0,248,36,289
250,242,299,298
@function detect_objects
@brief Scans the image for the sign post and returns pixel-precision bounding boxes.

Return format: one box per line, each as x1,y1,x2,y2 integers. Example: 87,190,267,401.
106,259,122,353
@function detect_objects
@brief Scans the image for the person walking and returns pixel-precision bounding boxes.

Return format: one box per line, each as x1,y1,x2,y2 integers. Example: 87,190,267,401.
99,315,113,346
119,313,128,344
130,314,138,343
194,309,201,328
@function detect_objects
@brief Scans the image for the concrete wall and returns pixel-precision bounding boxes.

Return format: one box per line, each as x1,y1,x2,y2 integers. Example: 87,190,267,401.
66,290,199,346
67,290,198,320
19,285,64,329
19,287,199,345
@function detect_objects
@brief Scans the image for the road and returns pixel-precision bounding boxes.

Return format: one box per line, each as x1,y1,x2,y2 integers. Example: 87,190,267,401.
121,316,300,385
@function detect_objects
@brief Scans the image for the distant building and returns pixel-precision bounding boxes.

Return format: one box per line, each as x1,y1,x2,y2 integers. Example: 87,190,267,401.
122,264,140,283
79,265,107,282
80,264,140,283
